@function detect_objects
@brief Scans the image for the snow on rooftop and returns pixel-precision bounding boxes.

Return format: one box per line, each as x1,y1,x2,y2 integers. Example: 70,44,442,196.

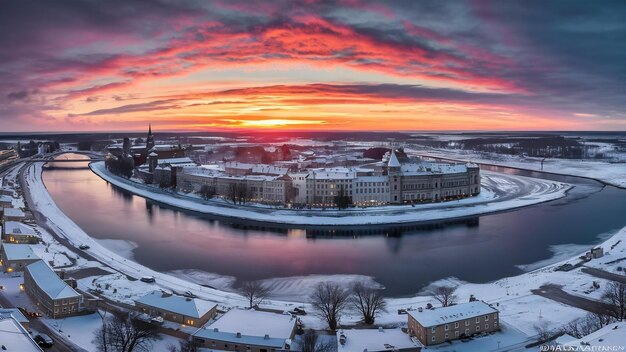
3,221,35,235
563,322,626,348
400,162,468,176
337,328,420,352
387,150,401,168
0,317,42,352
193,309,296,348
0,308,28,324
135,291,217,319
0,194,13,203
3,207,25,218
25,260,81,300
1,243,38,261
407,301,498,327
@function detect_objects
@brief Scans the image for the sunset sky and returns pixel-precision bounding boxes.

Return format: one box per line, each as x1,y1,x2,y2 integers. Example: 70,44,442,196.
1,0,625,132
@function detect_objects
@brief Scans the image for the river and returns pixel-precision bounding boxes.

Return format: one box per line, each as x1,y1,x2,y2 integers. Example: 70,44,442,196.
42,153,626,296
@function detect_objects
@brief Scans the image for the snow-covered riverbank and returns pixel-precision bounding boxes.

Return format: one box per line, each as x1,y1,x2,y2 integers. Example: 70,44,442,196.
90,161,572,226
17,160,626,350
416,147,626,189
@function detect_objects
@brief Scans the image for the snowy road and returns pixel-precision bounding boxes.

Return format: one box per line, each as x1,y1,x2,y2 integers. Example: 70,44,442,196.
91,161,572,226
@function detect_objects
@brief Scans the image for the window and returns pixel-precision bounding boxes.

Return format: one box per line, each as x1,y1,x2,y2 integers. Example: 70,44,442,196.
465,320,469,326
476,317,480,323
445,324,449,331
465,329,469,335
494,313,498,320
431,327,436,333
476,325,480,331
485,315,489,321
455,331,459,337
454,322,459,328
431,336,436,342
445,333,449,339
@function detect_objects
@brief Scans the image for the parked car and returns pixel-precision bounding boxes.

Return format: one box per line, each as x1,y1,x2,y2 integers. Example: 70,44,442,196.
289,307,307,315
140,276,156,283
78,244,90,250
34,334,54,348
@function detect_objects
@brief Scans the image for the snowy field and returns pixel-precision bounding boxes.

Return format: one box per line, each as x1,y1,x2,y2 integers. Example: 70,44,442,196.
416,147,626,189
90,161,571,226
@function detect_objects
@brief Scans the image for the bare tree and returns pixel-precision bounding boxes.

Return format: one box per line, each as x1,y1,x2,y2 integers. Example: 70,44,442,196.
431,286,458,307
310,282,350,330
564,313,615,339
198,185,215,200
350,281,387,325
168,339,200,352
602,281,626,321
533,321,553,343
93,312,160,352
239,280,270,308
300,329,334,352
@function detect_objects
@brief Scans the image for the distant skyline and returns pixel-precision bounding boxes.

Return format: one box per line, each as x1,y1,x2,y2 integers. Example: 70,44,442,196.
1,1,625,132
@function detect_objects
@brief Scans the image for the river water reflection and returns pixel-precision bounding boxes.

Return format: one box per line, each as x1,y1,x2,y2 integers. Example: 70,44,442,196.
43,154,626,296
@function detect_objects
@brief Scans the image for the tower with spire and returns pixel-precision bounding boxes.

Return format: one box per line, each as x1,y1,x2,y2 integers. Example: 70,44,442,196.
146,124,155,152
388,149,402,203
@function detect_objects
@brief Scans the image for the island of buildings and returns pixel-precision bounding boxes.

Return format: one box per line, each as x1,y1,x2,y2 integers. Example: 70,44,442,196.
106,126,481,208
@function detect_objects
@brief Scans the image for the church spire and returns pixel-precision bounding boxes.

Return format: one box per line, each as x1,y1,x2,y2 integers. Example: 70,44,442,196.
146,123,155,151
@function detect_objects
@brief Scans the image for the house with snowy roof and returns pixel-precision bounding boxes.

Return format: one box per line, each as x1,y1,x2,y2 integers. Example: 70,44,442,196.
23,260,82,318
0,243,40,272
2,221,39,244
0,307,30,330
2,207,25,222
192,309,297,352
0,316,43,352
135,291,217,327
0,194,13,208
407,301,499,346
337,328,421,352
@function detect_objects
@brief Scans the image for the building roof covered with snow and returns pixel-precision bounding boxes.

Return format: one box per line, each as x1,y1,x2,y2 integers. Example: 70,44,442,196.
387,150,401,168
193,309,296,348
135,291,217,319
562,322,626,348
24,260,81,300
408,301,498,327
0,316,42,352
2,207,25,219
1,243,38,261
0,194,13,204
399,162,469,176
0,308,28,324
3,221,35,235
337,328,420,352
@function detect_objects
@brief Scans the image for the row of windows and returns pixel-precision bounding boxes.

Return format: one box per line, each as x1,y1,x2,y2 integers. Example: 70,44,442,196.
431,321,499,342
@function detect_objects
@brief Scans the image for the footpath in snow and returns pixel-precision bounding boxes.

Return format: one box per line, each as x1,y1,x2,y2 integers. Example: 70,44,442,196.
90,161,572,226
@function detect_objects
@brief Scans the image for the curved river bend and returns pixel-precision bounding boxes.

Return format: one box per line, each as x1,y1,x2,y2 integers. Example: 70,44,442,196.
43,154,626,296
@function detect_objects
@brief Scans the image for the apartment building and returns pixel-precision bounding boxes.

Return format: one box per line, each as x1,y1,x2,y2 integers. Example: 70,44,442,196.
407,301,499,346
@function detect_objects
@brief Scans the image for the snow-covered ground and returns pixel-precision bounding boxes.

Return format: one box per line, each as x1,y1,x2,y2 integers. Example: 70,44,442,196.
416,147,626,189
90,161,571,226
6,159,626,351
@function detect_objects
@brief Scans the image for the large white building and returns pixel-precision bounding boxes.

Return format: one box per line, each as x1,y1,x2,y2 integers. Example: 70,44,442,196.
175,150,480,208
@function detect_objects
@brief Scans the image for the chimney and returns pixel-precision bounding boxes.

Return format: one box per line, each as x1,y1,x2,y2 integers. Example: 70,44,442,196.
213,328,219,332
378,326,383,332
236,332,241,338
264,334,270,340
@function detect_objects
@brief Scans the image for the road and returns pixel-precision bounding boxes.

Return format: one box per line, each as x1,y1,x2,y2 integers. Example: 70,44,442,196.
581,266,626,284
531,284,615,316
